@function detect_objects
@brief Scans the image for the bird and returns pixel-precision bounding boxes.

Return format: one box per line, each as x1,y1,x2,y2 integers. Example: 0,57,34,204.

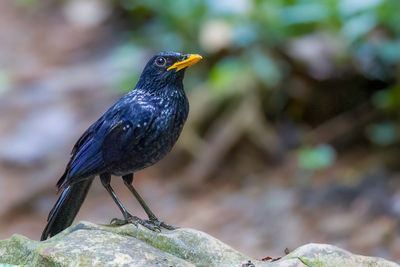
41,51,202,241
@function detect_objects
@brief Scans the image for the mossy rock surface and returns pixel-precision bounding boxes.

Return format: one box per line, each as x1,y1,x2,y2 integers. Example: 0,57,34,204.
0,221,398,267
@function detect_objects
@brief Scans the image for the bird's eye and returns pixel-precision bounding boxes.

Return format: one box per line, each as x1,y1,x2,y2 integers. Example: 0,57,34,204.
155,57,166,67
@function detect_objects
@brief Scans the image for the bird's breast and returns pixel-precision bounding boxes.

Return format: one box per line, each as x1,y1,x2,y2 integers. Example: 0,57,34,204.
141,99,188,160
111,92,189,175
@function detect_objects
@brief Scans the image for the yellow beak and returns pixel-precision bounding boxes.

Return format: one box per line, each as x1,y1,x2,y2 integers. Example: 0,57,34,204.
167,54,203,72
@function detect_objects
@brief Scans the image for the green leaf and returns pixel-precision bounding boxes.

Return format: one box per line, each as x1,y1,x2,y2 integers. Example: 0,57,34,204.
339,0,383,17
209,58,246,94
280,3,330,25
372,86,400,110
366,123,398,146
249,50,281,88
341,13,377,41
297,144,336,170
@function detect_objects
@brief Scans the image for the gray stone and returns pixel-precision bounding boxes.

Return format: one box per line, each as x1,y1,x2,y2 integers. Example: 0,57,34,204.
0,221,398,267
281,243,399,267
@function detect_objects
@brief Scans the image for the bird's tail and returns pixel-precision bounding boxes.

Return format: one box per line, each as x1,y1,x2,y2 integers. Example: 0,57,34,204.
41,177,94,241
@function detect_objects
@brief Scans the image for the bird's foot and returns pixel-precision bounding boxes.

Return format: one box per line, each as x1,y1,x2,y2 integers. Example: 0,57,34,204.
147,217,178,230
110,215,162,232
110,217,130,226
136,218,162,232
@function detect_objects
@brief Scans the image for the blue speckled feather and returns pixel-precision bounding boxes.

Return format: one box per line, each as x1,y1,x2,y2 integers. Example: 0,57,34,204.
58,83,188,189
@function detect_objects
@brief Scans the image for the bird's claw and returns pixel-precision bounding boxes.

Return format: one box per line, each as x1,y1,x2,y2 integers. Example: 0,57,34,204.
110,215,141,227
140,219,162,232
110,217,130,226
110,215,161,232
147,218,178,230
110,215,176,232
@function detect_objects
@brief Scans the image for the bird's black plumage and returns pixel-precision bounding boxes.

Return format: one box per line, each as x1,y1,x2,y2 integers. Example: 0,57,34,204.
41,51,202,240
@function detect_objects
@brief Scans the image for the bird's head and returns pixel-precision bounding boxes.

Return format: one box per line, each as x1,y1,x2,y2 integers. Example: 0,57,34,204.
137,52,202,90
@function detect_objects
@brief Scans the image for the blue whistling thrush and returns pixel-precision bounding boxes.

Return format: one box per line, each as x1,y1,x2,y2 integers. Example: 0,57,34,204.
41,52,202,240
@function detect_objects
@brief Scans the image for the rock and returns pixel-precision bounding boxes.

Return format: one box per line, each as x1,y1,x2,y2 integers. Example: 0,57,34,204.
284,243,399,267
0,221,397,267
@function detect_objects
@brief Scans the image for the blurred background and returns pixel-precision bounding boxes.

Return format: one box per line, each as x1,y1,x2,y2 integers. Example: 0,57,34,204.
0,0,399,261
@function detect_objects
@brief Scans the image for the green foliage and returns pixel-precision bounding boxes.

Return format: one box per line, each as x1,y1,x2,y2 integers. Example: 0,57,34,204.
115,0,400,82
373,86,400,111
114,0,400,149
297,145,336,170
366,123,399,146
209,58,245,94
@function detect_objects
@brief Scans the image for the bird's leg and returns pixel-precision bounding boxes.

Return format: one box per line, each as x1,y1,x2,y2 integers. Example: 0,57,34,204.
122,174,177,230
99,173,160,231
100,173,135,224
122,174,157,220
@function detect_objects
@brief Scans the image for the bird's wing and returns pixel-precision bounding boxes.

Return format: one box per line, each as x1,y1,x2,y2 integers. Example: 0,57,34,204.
57,104,155,190
101,112,155,165
56,117,107,189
